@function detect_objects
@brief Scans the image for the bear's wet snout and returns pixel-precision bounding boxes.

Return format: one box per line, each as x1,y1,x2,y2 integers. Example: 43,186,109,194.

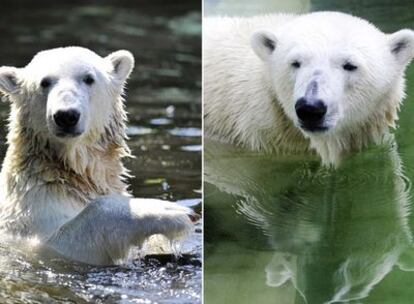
295,98,327,131
53,109,81,129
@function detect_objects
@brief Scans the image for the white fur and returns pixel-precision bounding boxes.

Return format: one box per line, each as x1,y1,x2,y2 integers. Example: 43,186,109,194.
204,12,414,165
0,47,195,265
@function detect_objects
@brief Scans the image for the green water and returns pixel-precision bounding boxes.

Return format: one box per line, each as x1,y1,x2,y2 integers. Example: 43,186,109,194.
0,0,201,303
204,1,414,303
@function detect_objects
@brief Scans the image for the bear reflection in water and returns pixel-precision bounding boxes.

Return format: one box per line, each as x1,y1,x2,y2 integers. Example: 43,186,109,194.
205,136,414,303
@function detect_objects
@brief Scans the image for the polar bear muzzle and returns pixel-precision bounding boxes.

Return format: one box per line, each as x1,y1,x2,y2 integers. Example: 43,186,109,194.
53,109,81,137
46,86,88,139
295,97,328,132
294,80,329,132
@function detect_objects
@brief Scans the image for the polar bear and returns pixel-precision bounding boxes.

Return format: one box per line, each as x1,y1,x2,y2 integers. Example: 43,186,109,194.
204,12,414,165
0,47,197,265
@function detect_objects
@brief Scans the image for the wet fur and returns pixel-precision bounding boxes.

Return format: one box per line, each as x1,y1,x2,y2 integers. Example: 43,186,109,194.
204,13,414,165
0,47,194,265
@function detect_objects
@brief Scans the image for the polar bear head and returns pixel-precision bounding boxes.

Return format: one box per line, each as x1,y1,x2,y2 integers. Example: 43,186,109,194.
0,47,134,144
251,12,414,139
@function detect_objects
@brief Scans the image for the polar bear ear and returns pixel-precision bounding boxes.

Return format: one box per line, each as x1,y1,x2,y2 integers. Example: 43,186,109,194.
106,50,135,81
251,30,277,61
388,29,414,66
0,66,20,95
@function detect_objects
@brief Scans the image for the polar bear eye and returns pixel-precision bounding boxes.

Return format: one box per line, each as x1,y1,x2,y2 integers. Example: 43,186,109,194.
343,62,358,71
83,74,95,85
40,77,52,89
291,61,301,68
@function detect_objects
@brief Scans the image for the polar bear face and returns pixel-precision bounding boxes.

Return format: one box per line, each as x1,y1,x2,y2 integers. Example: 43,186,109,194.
251,12,414,136
0,47,134,143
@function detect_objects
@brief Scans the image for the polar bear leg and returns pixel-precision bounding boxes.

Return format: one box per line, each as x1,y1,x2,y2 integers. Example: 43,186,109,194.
45,194,195,265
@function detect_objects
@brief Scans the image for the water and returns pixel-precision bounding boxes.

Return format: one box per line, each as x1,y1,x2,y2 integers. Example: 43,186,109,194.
204,0,414,303
0,1,201,303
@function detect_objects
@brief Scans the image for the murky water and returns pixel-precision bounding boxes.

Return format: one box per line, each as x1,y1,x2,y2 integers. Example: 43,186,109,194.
204,0,414,303
0,1,201,303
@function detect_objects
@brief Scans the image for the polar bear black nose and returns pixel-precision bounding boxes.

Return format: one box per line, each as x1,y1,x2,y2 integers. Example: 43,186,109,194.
295,98,327,125
53,109,80,129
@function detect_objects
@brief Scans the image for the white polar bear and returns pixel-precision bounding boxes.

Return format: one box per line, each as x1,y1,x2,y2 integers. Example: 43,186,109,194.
0,47,197,265
204,12,414,165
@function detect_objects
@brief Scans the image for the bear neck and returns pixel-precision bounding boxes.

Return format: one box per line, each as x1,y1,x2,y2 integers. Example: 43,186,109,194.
1,100,131,203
